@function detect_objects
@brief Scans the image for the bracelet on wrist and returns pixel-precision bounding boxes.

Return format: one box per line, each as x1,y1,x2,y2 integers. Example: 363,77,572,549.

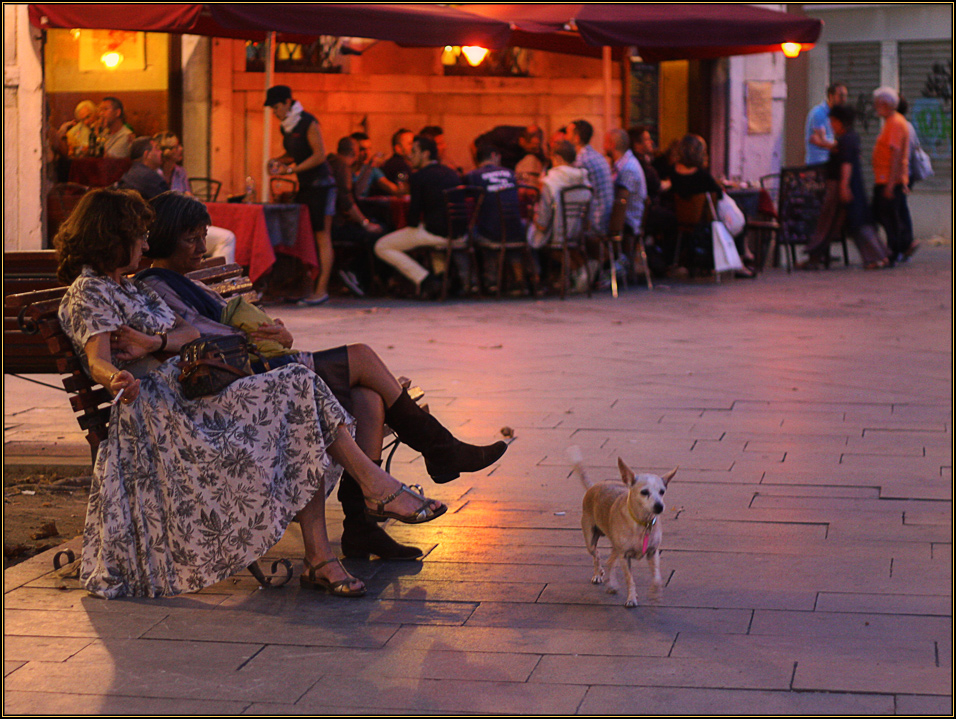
157,332,168,352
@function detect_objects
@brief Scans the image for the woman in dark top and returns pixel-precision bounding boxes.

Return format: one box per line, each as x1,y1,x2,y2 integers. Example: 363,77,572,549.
670,134,724,199
266,85,334,305
801,105,889,270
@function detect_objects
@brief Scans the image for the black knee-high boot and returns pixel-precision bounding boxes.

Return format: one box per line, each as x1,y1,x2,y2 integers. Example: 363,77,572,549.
383,389,508,484
338,468,422,560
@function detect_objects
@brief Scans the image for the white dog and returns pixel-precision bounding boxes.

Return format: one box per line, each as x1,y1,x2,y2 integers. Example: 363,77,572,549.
569,446,676,607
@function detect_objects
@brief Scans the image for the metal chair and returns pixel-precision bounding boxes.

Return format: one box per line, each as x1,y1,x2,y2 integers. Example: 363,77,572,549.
605,189,653,295
554,185,594,299
187,177,222,202
476,190,540,299
437,185,484,302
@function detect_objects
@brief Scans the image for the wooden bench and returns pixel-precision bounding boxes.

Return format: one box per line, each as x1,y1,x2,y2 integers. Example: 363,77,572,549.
6,260,424,586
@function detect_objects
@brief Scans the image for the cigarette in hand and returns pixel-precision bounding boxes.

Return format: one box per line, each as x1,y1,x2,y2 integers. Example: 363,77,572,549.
111,387,125,406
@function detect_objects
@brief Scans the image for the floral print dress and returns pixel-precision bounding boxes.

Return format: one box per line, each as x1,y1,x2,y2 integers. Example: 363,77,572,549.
58,268,353,599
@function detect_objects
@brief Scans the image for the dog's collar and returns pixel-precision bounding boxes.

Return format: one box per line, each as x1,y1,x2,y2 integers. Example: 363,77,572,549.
628,508,657,554
629,506,657,530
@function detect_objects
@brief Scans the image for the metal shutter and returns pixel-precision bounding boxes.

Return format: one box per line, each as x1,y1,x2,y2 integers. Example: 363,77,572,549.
899,42,952,189
829,43,882,189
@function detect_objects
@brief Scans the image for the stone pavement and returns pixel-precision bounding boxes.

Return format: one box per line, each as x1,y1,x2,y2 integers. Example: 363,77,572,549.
4,246,953,715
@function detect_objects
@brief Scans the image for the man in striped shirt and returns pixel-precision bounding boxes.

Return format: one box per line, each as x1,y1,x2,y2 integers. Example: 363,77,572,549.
568,119,613,235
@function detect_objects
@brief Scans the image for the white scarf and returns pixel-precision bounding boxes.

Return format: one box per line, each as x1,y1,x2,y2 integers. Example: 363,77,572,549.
281,100,304,133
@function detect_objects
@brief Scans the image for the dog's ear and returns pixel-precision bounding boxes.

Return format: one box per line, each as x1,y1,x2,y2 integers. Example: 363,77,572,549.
661,467,678,486
617,457,636,486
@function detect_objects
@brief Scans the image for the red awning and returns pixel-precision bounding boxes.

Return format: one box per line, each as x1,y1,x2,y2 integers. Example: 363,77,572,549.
28,3,511,48
29,4,203,34
459,4,823,61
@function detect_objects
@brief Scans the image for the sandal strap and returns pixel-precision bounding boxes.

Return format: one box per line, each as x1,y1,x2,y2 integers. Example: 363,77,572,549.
373,483,425,512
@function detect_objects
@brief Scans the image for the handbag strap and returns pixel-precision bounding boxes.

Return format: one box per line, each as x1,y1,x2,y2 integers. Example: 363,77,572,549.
180,358,251,380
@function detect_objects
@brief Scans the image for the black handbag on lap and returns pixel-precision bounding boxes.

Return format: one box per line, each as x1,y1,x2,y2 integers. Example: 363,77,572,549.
178,335,253,399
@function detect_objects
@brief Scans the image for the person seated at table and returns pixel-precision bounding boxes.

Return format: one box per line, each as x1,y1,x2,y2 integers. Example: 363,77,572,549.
567,119,613,236
328,136,385,295
604,128,648,280
116,136,169,200
56,187,451,598
464,144,527,292
154,132,236,264
374,135,463,298
471,124,546,175
95,96,134,158
349,132,397,198
800,104,889,271
666,133,754,278
628,125,677,275
527,141,591,247
526,141,592,291
137,191,508,560
381,128,414,193
419,125,455,170
54,100,98,158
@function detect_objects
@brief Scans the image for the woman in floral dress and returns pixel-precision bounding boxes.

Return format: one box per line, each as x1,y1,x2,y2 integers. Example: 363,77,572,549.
55,188,446,599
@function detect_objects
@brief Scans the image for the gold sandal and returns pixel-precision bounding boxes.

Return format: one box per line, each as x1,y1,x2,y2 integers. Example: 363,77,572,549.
365,483,447,524
300,557,366,597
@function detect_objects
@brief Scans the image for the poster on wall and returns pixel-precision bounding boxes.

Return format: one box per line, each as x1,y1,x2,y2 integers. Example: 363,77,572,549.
78,30,146,72
746,81,773,135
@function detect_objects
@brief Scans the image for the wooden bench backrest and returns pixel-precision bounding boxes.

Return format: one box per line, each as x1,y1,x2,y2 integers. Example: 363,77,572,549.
5,262,255,460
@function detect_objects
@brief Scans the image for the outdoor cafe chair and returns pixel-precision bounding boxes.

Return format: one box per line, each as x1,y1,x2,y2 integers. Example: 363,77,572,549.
437,185,484,302
554,184,594,299
605,189,653,296
476,190,541,299
188,177,222,202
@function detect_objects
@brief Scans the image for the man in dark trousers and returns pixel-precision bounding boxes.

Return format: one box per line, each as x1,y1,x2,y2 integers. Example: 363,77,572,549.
373,135,462,297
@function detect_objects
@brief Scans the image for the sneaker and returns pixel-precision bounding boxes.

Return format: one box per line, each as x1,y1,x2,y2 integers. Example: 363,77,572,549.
338,269,365,297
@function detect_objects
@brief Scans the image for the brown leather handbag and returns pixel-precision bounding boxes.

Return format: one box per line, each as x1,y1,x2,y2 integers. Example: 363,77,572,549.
178,335,253,400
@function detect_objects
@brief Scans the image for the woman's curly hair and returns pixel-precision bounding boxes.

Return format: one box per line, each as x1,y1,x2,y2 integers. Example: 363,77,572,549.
54,188,154,284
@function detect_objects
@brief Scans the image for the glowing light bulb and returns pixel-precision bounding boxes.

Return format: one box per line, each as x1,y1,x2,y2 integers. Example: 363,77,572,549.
461,46,489,67
781,43,802,59
101,51,124,68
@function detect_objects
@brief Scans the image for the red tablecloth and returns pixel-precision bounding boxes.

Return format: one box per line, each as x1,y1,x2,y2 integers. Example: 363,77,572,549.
204,202,317,283
68,157,131,187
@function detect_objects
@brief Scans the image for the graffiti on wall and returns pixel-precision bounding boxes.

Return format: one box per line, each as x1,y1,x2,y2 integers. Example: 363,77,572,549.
916,61,953,160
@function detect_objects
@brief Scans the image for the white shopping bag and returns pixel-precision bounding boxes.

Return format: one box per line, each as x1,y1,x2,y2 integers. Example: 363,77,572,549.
711,220,744,272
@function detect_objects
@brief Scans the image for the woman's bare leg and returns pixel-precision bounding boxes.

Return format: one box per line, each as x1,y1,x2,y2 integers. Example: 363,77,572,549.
328,425,443,516
347,343,403,408
311,215,334,298
296,482,363,589
351,386,384,461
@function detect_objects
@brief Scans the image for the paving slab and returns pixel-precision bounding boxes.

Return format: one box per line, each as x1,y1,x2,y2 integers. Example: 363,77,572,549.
4,244,952,714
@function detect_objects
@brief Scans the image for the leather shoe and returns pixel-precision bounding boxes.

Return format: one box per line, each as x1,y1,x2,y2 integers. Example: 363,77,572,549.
341,523,422,561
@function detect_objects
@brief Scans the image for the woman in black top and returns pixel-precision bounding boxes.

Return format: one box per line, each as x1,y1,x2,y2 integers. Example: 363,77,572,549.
670,134,724,199
266,85,334,305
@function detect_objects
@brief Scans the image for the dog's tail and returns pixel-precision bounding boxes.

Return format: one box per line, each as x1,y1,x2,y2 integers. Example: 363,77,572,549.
567,445,592,489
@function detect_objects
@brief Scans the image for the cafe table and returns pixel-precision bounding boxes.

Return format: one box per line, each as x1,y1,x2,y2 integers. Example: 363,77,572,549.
204,202,317,284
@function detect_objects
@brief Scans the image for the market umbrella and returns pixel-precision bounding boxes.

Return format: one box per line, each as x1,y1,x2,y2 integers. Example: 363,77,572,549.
29,3,511,47
457,3,822,61
30,3,512,198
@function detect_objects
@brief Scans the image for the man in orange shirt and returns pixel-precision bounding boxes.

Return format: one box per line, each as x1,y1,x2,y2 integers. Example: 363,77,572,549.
871,87,915,265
